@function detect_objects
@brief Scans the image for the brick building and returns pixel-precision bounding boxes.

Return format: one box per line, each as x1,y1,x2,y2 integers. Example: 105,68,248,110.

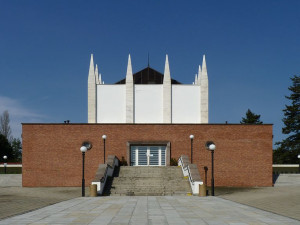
22,54,273,187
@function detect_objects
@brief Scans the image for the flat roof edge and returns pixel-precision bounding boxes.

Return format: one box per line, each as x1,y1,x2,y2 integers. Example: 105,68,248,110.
22,123,273,125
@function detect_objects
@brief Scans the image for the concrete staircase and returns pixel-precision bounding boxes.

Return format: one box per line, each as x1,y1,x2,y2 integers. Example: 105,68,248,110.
103,166,192,196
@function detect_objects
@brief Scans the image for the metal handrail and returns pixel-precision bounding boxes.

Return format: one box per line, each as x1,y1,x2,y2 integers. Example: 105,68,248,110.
179,156,203,195
186,165,194,184
100,166,109,183
178,157,194,184
178,156,183,166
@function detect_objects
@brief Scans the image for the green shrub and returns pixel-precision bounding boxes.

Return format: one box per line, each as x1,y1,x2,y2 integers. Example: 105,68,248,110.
119,156,128,166
170,158,178,166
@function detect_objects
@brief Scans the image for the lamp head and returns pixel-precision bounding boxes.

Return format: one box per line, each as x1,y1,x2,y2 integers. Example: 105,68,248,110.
189,135,194,139
82,141,92,150
102,135,107,140
80,146,87,153
205,141,216,151
3,155,7,160
209,144,216,151
298,154,300,159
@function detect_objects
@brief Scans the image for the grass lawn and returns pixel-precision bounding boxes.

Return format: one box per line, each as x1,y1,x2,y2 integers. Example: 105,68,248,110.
0,167,22,174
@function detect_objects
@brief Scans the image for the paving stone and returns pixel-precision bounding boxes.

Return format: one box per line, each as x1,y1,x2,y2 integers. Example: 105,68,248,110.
0,196,299,224
1,175,300,224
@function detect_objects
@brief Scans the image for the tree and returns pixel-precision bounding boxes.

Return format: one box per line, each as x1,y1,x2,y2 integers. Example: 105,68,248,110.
273,148,298,164
11,138,22,162
0,134,13,161
0,111,22,162
0,110,12,142
275,75,300,163
240,109,263,124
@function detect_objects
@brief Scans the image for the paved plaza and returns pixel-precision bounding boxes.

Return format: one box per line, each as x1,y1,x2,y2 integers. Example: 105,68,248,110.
0,196,299,225
0,174,299,224
220,174,300,221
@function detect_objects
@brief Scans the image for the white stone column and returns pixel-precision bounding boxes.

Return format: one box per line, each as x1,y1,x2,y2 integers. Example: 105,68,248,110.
200,55,208,123
99,73,102,84
88,54,97,123
197,65,202,85
95,64,100,85
163,55,172,123
194,74,198,85
197,65,202,121
125,54,134,123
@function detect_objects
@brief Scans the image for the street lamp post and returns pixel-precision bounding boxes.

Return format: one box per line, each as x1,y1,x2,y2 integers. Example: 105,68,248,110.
298,154,300,173
3,156,7,174
102,135,107,163
80,146,87,197
205,141,216,196
189,135,194,163
204,166,208,196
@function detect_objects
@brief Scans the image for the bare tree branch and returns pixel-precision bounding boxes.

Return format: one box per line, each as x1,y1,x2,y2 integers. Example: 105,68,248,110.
0,110,12,142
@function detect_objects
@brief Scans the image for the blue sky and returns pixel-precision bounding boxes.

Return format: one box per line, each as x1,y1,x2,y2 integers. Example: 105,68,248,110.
0,0,299,147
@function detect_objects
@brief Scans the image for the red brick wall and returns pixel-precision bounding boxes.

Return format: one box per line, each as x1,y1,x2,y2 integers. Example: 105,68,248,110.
22,124,273,187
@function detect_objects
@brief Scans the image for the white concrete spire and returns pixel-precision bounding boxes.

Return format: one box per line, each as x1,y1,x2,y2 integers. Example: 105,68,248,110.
202,55,208,79
88,54,95,77
197,65,202,85
95,64,100,84
194,74,198,85
99,73,102,84
163,54,171,84
163,54,172,123
200,54,208,123
125,54,134,123
88,54,97,123
126,54,133,82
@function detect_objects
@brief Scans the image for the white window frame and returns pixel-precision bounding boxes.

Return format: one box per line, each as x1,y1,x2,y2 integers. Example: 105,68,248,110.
131,146,166,166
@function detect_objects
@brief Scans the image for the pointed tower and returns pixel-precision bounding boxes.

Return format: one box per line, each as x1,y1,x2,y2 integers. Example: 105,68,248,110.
99,73,102,84
125,54,134,123
194,74,198,85
200,55,208,123
163,55,172,123
95,64,100,84
88,54,97,123
197,65,202,85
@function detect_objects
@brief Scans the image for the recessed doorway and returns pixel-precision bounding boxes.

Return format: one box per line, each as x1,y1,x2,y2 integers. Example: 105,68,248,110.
130,146,166,166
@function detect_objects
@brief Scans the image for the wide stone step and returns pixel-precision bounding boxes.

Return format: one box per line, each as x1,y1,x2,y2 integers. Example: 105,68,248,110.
111,183,189,187
113,180,189,186
118,175,183,178
112,184,189,188
111,183,190,190
118,171,183,176
112,178,187,182
119,168,182,171
119,167,182,170
118,167,182,173
110,191,191,196
104,166,192,196
111,188,190,193
120,166,181,169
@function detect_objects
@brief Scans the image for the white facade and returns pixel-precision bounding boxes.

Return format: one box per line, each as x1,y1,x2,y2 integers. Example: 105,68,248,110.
88,54,209,124
135,85,163,123
172,85,201,123
97,85,126,123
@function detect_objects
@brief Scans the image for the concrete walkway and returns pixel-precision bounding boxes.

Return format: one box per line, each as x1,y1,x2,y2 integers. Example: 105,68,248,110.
0,196,299,225
0,175,86,220
0,174,22,187
219,174,300,221
0,174,299,224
